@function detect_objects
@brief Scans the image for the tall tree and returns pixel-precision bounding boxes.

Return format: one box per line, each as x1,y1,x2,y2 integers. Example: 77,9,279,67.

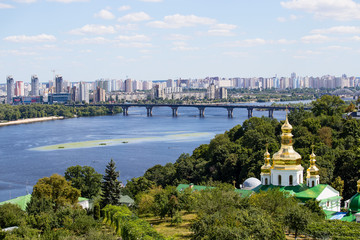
32,174,80,211
101,159,122,208
64,165,102,199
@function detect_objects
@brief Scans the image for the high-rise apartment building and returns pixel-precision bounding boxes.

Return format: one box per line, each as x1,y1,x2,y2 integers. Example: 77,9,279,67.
15,81,24,96
207,83,216,99
31,75,39,96
79,82,89,103
55,75,64,93
6,76,14,104
125,79,132,92
94,87,106,102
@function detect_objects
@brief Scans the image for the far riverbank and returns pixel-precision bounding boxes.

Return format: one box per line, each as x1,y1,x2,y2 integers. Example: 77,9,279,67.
0,116,64,127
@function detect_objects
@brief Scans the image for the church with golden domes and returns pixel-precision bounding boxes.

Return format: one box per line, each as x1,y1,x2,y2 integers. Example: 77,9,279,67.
177,114,360,220
254,114,342,212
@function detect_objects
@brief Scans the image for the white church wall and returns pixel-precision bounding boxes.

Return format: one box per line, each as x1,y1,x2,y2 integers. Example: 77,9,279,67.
316,186,339,201
271,169,303,186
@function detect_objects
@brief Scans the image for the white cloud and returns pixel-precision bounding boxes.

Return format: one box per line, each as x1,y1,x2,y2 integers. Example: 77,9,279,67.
207,24,237,36
290,14,298,20
115,42,152,48
277,39,296,44
69,25,116,35
116,34,151,41
118,5,131,11
94,9,115,20
148,14,216,28
323,45,351,50
212,24,237,30
166,34,192,41
0,50,37,56
311,26,360,34
47,0,89,3
223,51,248,57
13,0,37,3
80,49,92,53
277,14,299,22
281,0,360,21
4,34,56,43
352,36,360,41
118,12,151,22
115,24,138,31
207,29,235,36
0,3,14,8
301,34,329,43
225,38,267,47
171,42,199,51
66,37,111,44
139,0,162,2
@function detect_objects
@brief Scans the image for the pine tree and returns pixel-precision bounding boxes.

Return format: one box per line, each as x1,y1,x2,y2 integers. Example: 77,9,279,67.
101,159,122,208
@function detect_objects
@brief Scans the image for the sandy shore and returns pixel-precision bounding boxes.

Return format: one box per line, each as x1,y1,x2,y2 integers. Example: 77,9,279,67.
0,116,64,127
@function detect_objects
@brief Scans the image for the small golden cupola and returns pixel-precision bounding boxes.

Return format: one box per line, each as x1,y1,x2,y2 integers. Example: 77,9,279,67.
306,148,320,187
271,112,304,186
261,144,271,185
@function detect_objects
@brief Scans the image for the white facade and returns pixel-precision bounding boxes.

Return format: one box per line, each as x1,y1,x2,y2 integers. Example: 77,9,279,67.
317,186,341,212
261,174,270,185
307,175,320,188
271,169,303,186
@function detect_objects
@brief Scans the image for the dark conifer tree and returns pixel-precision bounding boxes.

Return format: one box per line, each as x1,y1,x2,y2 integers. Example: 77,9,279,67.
101,159,122,208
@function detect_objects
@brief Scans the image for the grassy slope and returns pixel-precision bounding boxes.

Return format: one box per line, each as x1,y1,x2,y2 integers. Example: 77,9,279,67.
141,212,196,239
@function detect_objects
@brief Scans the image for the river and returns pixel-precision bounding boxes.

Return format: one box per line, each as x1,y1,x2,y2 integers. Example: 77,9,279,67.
0,101,311,202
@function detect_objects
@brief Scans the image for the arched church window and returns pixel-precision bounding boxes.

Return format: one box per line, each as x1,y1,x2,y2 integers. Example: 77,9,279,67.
265,178,268,185
312,181,314,187
278,175,282,186
289,175,293,185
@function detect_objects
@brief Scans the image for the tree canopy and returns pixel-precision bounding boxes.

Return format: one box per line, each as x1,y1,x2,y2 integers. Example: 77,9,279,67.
32,173,80,211
65,165,102,199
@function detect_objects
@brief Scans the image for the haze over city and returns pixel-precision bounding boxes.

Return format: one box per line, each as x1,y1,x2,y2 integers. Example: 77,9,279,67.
1,0,360,83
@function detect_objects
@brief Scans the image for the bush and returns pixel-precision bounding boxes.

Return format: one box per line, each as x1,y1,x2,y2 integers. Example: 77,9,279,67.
0,204,25,228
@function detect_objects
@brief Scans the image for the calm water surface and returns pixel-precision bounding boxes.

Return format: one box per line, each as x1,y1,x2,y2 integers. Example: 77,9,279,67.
0,101,307,202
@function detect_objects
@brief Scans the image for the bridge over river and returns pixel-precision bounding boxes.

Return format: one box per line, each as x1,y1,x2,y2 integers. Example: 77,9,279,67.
69,103,311,119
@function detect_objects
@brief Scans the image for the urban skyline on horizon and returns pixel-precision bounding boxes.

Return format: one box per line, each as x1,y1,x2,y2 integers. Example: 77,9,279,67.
1,0,360,83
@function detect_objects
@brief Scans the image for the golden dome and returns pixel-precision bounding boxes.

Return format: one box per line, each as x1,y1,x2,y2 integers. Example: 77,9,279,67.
261,145,271,174
306,149,319,178
272,113,302,170
281,114,293,132
357,179,360,193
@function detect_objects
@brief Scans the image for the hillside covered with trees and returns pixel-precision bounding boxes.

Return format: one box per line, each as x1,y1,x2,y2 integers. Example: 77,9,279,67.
127,95,359,202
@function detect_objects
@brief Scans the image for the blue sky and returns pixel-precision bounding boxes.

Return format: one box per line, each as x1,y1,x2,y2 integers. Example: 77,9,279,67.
1,0,360,83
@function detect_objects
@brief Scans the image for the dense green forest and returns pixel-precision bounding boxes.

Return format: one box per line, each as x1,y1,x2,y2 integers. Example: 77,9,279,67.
127,95,359,201
0,104,122,121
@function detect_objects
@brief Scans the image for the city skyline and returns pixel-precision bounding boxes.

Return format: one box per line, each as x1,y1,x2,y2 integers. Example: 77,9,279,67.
1,0,360,83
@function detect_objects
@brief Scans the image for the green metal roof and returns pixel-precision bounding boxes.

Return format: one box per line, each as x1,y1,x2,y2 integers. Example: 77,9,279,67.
119,195,134,205
0,194,32,211
78,197,89,202
295,184,328,201
349,192,360,212
0,195,89,211
234,189,254,197
176,184,214,192
177,183,338,201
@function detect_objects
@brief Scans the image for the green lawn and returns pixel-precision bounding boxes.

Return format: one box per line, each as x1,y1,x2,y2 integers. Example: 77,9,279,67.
141,212,196,239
